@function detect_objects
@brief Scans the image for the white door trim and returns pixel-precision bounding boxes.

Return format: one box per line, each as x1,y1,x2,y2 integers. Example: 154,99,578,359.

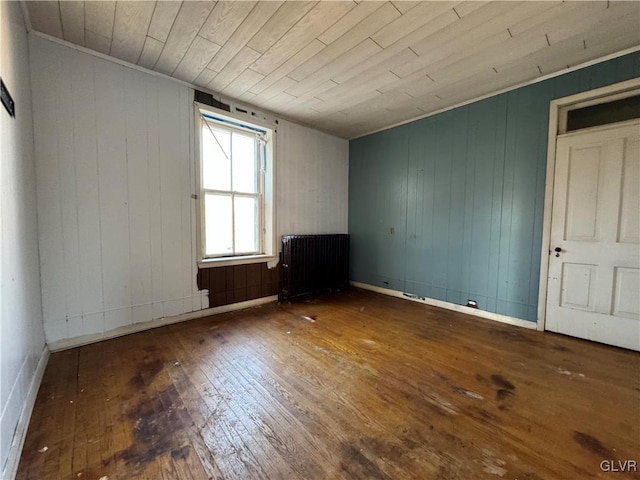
537,77,640,332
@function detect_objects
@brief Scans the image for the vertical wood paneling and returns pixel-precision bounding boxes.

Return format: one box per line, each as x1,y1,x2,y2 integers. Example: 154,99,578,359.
1,2,46,471
432,114,454,301
445,110,468,305
158,81,185,316
178,87,194,314
32,39,67,330
468,100,496,302
486,95,509,313
418,119,437,297
188,104,200,311
145,76,165,321
506,85,543,320
528,82,556,321
349,52,640,322
30,36,201,341
276,120,349,240
30,35,348,343
197,263,280,307
56,46,82,326
94,58,131,330
124,68,152,324
71,52,104,336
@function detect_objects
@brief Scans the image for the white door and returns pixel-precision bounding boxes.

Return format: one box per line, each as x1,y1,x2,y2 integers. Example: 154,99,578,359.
546,120,640,351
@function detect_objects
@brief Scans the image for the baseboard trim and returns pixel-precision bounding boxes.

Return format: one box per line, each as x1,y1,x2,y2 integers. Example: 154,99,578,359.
48,295,278,352
2,346,50,480
351,282,537,330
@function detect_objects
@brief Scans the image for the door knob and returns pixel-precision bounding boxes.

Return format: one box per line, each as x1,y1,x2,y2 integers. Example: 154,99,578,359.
554,247,561,257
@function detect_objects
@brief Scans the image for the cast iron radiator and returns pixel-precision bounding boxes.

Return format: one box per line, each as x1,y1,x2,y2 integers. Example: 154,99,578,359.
279,234,350,302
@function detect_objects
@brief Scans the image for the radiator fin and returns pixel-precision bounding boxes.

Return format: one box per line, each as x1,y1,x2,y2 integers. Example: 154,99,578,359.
279,234,349,301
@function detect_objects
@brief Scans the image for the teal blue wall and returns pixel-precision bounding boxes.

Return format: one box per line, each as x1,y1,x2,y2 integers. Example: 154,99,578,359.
349,52,640,322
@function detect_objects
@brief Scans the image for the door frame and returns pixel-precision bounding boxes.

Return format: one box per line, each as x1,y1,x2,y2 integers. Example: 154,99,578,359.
536,77,640,332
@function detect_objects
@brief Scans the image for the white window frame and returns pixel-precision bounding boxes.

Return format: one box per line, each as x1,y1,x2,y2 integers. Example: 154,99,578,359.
195,102,277,268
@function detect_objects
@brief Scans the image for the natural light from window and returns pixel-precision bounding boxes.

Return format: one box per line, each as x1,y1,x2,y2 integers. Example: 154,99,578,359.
202,121,261,257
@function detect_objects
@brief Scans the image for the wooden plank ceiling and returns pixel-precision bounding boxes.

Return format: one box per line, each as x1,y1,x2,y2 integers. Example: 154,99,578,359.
26,1,640,139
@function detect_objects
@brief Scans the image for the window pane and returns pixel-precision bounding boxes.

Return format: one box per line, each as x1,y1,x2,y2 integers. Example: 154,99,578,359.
205,193,232,256
234,196,259,253
202,124,231,191
232,133,257,193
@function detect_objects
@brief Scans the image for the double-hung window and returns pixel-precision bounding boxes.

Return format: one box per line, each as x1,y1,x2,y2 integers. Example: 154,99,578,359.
196,105,276,265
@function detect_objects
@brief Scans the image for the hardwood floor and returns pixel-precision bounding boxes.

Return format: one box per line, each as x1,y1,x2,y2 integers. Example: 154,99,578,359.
17,289,640,479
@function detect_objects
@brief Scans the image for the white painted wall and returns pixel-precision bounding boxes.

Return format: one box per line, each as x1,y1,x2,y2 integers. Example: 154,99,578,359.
276,119,348,238
29,35,348,344
30,35,201,344
0,2,47,474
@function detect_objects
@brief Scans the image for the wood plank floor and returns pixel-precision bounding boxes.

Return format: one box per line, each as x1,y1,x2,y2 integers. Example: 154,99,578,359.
17,289,640,479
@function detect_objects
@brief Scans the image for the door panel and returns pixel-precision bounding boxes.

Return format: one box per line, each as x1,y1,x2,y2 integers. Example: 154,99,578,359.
613,267,639,319
560,263,597,311
618,137,639,243
565,145,602,241
546,120,640,350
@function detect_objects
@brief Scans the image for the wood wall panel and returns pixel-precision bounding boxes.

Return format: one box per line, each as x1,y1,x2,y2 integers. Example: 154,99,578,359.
30,35,348,344
197,264,280,307
1,2,47,474
30,35,204,343
349,52,640,322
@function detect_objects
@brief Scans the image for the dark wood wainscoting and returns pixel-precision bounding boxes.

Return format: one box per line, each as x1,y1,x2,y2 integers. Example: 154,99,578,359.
197,263,280,307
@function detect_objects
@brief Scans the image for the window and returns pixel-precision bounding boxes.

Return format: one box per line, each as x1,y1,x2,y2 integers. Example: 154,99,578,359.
196,104,276,265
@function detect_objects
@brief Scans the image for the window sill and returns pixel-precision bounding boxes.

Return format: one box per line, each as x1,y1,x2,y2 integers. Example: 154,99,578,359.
198,254,277,269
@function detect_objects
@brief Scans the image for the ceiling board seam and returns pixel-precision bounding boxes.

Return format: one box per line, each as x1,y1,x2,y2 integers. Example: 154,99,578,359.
168,16,208,77
244,1,317,55
206,1,281,75
248,1,325,70
18,1,33,32
156,1,181,44
108,1,116,56
147,34,164,43
58,1,65,41
369,37,384,50
350,44,640,139
134,2,158,65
